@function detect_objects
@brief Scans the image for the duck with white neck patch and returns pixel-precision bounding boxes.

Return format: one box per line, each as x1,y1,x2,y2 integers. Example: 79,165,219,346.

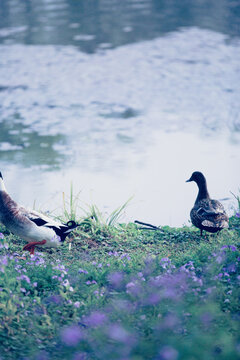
0,171,80,254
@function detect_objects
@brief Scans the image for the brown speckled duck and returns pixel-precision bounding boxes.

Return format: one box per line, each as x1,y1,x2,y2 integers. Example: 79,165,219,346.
0,171,79,254
186,171,229,235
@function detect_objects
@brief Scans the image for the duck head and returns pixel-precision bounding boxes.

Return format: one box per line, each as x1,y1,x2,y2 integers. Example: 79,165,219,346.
186,171,206,184
186,171,210,202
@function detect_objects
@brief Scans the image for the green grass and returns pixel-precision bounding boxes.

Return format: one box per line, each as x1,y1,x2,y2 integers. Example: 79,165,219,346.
0,204,240,360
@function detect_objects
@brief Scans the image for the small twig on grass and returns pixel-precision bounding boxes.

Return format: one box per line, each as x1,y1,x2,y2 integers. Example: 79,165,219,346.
134,220,164,232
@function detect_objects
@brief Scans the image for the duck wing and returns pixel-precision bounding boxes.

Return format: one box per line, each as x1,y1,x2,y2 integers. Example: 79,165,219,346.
19,207,67,230
196,199,226,219
19,207,79,241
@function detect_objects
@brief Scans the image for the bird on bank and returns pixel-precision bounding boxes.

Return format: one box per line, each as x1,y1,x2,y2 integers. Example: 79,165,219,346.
0,171,80,254
186,171,229,236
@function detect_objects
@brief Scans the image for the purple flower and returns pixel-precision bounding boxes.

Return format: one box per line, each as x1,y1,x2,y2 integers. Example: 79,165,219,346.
236,212,240,218
227,263,237,273
126,281,141,296
158,346,178,360
85,311,107,327
46,295,62,304
61,325,83,346
74,301,81,308
147,292,161,305
85,280,97,285
17,275,31,284
1,256,8,266
229,245,237,252
78,269,88,274
108,271,124,289
108,324,130,343
120,253,131,261
0,233,4,239
62,279,70,287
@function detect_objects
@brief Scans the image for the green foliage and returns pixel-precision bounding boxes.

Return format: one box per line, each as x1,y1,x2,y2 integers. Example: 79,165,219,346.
0,210,240,359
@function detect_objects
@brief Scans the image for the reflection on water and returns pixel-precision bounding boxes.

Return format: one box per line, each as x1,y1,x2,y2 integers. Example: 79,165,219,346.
0,1,240,225
0,0,240,52
0,120,66,169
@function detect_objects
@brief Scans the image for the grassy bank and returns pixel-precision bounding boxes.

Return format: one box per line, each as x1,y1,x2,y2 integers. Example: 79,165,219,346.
0,210,240,360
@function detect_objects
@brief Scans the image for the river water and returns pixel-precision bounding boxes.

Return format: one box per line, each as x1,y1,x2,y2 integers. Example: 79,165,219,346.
0,0,240,226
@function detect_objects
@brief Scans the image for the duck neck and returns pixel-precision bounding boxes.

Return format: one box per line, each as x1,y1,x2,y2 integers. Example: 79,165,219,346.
0,178,6,192
195,179,210,204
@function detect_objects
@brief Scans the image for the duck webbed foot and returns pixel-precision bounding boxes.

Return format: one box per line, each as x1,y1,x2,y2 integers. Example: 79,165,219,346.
23,240,47,255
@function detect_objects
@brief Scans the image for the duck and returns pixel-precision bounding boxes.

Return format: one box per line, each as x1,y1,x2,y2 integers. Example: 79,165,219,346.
0,171,80,254
186,171,229,235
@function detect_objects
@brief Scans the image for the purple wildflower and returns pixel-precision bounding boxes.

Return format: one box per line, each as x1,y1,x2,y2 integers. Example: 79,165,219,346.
0,233,4,239
61,325,83,346
1,256,8,266
229,245,237,252
85,311,107,327
236,212,240,218
147,292,161,305
227,263,236,273
108,324,130,343
78,269,88,274
126,281,141,296
108,271,124,289
74,301,81,308
158,346,179,360
47,295,62,304
86,280,97,285
62,279,70,287
18,275,31,284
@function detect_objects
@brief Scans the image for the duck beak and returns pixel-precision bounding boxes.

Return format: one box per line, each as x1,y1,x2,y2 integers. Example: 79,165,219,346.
186,177,192,183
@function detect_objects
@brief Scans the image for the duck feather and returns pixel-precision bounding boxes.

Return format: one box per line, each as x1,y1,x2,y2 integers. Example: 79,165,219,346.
0,173,79,249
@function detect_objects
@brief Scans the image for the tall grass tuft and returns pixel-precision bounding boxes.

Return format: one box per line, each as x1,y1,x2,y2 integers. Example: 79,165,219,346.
62,183,81,222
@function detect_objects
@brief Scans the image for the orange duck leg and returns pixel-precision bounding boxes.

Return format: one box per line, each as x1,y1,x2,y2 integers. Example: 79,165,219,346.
23,240,47,255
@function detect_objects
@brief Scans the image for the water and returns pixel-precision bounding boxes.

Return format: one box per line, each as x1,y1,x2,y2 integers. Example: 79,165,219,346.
0,0,240,226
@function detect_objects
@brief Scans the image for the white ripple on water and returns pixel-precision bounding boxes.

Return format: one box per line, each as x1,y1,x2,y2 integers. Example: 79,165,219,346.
0,27,239,137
